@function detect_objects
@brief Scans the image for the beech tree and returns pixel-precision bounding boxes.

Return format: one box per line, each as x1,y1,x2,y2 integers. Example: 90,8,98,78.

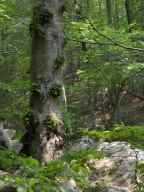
22,0,65,165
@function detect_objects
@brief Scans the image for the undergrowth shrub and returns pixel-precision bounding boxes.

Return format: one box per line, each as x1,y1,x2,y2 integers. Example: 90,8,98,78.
81,125,144,149
136,163,144,192
0,147,103,191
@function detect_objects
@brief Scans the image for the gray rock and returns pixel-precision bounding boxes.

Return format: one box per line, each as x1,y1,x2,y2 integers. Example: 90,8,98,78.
98,142,135,157
0,123,22,153
67,137,144,192
135,149,144,162
91,141,137,191
71,136,96,151
59,179,82,192
10,140,23,153
4,129,16,139
105,186,129,192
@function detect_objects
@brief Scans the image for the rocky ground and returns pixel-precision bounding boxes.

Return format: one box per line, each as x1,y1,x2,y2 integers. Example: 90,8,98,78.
60,136,144,192
0,127,144,192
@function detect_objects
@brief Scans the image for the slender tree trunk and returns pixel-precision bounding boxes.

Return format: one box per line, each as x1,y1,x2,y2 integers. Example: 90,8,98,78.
113,0,119,30
140,0,144,29
22,0,65,165
106,0,112,26
125,0,134,31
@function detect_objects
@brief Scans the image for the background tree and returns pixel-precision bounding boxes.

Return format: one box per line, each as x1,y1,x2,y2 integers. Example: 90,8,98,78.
64,0,144,130
106,0,112,26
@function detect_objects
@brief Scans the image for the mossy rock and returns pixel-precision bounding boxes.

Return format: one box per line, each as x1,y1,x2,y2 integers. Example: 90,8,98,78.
81,125,144,150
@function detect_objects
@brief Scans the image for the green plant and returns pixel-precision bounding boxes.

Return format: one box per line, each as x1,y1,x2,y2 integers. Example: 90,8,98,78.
81,125,144,149
0,147,103,191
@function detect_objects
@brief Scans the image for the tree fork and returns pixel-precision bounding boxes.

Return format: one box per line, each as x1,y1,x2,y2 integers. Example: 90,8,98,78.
21,0,65,165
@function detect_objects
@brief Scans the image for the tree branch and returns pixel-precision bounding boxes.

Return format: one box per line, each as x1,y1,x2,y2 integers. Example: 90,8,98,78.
0,49,17,55
66,37,113,46
88,20,144,52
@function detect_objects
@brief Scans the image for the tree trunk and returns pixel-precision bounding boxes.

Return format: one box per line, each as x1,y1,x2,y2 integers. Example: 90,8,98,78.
139,0,144,29
125,0,134,31
1,186,17,192
113,0,119,30
106,0,112,26
22,0,65,165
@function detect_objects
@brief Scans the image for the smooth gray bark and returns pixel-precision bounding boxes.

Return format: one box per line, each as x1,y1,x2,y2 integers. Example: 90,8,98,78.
22,0,65,165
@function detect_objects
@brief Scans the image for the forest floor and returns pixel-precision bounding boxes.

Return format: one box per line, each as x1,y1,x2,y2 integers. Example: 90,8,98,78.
0,125,144,192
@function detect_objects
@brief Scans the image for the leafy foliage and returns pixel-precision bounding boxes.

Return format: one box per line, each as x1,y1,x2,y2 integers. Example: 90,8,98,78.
136,164,144,192
0,148,103,191
81,125,144,149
